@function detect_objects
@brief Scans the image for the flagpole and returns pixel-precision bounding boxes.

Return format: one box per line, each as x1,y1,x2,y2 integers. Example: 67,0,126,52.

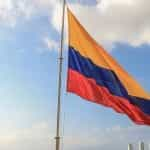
55,0,66,150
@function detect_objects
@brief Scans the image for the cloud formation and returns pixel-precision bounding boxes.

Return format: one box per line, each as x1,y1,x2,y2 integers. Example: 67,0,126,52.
0,0,35,27
1,122,150,150
65,0,150,49
1,0,150,49
43,37,59,51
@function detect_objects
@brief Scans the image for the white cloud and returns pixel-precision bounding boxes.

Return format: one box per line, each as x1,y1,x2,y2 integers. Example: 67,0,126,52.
1,0,150,48
51,2,63,32
63,0,150,49
43,37,59,51
0,0,17,27
0,0,34,27
0,0,58,27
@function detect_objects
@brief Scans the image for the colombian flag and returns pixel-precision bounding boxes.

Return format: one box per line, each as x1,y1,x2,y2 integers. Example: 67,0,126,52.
67,8,150,125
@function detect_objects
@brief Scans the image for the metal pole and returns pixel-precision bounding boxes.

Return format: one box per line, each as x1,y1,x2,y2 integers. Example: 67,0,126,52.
55,0,66,150
128,144,133,150
139,142,144,150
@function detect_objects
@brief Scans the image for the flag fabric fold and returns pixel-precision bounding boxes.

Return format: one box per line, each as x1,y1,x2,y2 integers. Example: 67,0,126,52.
67,8,150,125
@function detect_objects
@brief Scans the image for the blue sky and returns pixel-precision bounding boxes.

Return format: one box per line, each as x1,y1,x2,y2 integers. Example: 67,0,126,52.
0,0,150,150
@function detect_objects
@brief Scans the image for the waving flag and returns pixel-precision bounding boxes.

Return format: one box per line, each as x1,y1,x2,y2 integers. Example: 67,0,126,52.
67,8,150,125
